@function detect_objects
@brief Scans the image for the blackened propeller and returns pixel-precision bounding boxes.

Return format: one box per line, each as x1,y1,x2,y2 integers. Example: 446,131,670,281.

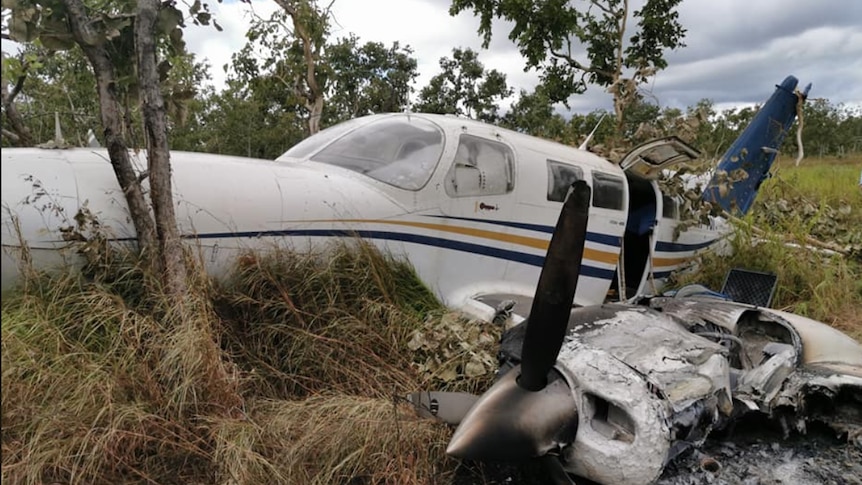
519,180,590,391
447,181,590,461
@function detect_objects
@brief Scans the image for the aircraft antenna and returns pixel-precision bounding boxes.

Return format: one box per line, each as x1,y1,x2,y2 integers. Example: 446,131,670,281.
578,114,606,151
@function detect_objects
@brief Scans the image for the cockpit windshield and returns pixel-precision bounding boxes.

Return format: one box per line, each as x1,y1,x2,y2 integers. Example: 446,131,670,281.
281,117,366,160
310,116,444,190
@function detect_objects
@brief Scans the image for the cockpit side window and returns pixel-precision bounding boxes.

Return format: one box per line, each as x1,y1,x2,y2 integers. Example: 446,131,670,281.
309,116,444,190
592,172,625,210
547,160,584,202
444,134,515,197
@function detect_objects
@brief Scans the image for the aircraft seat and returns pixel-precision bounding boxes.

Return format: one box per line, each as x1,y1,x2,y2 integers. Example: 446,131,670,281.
446,165,484,196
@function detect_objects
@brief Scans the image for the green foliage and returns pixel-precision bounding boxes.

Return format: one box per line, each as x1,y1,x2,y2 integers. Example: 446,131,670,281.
2,45,98,146
794,98,862,157
414,47,512,122
1,0,216,148
500,86,568,139
214,12,420,157
450,0,686,137
324,34,418,123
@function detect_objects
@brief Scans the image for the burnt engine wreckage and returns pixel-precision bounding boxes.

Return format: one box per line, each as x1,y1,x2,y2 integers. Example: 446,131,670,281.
411,181,862,485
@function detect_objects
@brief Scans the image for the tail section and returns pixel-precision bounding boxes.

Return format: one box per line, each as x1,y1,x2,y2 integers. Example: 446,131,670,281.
702,75,811,215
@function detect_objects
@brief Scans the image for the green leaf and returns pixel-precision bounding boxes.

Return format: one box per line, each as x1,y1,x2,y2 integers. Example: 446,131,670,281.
9,8,40,42
157,5,184,34
40,33,76,51
169,27,185,52
195,11,211,26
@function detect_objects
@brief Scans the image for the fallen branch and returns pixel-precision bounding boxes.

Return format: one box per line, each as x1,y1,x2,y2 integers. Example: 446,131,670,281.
722,210,850,256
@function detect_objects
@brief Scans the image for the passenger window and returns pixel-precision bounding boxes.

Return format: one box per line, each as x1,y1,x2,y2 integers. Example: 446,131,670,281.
444,134,514,197
592,172,624,210
547,160,584,202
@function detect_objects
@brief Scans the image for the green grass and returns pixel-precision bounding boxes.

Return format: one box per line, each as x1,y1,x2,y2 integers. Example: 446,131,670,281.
771,157,862,207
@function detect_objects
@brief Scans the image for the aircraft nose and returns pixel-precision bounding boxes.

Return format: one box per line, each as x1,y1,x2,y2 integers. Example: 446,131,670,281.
446,366,578,461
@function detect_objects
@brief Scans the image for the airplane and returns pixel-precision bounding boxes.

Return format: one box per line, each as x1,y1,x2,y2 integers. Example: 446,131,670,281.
3,75,858,484
1,75,809,323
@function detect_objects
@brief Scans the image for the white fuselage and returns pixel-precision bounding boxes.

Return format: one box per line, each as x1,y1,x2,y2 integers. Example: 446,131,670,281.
1,113,721,310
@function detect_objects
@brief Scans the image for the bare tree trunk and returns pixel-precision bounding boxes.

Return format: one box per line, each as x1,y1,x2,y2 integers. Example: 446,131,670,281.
307,96,323,135
611,0,629,149
276,0,325,135
62,0,158,256
1,70,35,146
136,0,188,299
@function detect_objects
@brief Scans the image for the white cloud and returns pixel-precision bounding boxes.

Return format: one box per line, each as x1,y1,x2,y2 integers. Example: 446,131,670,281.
2,0,857,117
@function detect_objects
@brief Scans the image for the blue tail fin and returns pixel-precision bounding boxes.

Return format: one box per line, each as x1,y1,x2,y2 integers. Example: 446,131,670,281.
702,75,811,215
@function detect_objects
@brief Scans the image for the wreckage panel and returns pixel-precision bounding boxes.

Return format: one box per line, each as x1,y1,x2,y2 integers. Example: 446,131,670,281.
765,308,862,367
556,346,671,485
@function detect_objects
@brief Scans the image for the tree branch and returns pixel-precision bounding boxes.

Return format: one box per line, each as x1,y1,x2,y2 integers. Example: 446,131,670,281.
589,0,613,15
61,0,158,252
548,48,612,78
1,127,21,142
1,65,34,145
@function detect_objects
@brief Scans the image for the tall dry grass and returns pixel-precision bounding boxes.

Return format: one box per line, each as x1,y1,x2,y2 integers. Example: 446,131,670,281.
1,241,484,484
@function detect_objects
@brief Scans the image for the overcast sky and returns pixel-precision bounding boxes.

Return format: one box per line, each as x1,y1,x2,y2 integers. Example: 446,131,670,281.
183,0,862,114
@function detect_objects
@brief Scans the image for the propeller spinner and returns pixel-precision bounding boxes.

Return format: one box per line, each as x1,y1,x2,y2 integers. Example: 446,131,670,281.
447,181,590,461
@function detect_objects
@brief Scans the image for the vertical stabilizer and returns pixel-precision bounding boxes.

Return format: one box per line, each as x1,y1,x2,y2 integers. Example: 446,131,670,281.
702,76,811,215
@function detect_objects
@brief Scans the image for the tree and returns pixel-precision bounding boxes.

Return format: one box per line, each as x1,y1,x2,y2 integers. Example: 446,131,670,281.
324,34,418,123
4,0,243,421
500,86,568,141
450,0,686,147
237,0,331,136
414,47,512,122
3,0,220,297
1,50,36,145
1,45,100,147
226,24,419,157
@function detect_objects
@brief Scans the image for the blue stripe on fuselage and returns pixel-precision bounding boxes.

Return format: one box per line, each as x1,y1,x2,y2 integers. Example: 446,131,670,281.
171,228,616,280
655,239,717,252
425,215,621,247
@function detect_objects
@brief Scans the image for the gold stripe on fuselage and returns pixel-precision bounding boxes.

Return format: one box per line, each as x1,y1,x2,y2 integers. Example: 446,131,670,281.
299,218,620,266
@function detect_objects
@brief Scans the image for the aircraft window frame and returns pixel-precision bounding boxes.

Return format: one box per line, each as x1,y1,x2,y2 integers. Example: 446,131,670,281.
591,172,625,210
444,134,515,198
547,160,584,203
308,116,445,191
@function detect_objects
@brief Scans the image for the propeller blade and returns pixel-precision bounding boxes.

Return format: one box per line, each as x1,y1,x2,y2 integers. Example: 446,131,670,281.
446,367,578,461
519,181,590,391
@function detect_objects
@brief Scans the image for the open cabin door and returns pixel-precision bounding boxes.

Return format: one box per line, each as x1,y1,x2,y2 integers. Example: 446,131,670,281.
619,137,700,297
620,136,701,179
